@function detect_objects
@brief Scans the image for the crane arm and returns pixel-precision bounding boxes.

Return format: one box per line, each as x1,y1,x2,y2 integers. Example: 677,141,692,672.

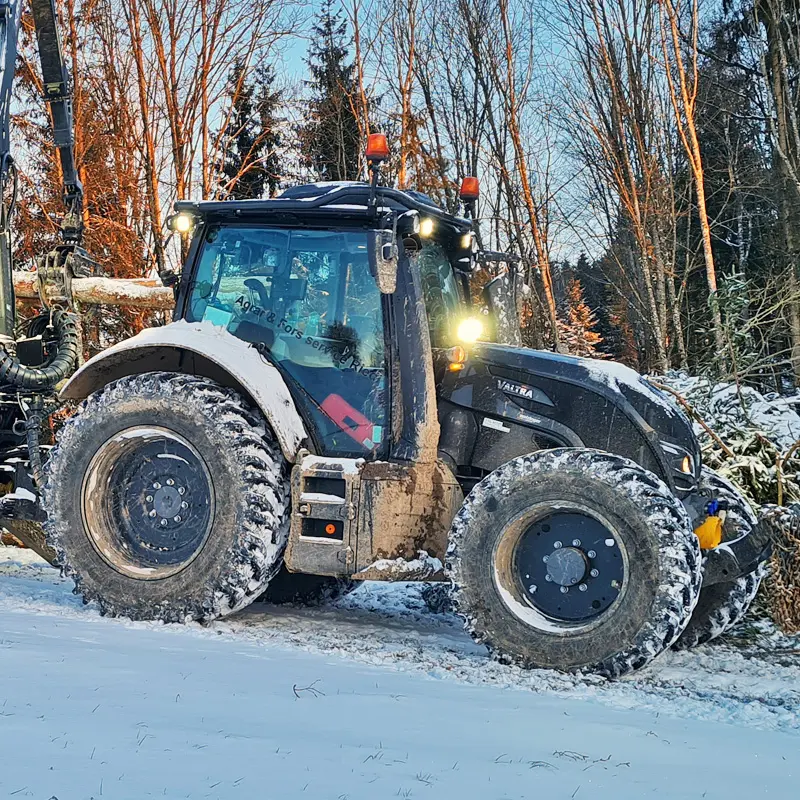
0,0,82,241
0,0,85,339
29,0,82,241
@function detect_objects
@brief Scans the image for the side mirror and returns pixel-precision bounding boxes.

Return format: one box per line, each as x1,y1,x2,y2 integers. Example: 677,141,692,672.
369,229,398,294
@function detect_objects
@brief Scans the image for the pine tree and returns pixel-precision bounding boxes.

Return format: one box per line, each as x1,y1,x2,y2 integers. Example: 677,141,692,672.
557,278,607,359
301,0,361,182
218,59,282,200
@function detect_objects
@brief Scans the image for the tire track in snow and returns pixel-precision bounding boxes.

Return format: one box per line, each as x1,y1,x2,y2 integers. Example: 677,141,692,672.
2,546,799,733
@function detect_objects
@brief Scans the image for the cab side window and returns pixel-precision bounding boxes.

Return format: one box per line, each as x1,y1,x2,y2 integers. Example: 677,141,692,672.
418,243,463,347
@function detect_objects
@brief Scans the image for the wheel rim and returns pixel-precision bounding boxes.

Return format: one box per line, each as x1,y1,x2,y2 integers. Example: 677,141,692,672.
493,504,628,633
81,426,215,580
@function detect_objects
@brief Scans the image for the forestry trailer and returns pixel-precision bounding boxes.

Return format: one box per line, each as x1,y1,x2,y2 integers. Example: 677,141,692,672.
0,7,771,677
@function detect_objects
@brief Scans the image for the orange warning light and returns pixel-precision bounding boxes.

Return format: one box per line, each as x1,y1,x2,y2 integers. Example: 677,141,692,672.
325,523,337,535
459,176,480,201
366,133,390,163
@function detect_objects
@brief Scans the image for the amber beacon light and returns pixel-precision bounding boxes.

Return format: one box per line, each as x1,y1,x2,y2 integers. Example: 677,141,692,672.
459,176,480,201
366,133,390,163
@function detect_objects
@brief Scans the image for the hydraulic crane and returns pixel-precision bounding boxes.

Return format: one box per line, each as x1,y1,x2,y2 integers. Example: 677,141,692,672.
0,0,87,553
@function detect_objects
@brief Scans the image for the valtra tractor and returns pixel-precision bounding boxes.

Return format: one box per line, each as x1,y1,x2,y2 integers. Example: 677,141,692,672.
0,6,770,674
21,133,767,677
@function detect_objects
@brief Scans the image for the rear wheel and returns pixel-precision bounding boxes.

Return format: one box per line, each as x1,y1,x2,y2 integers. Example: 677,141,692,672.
42,372,289,622
675,468,765,649
447,449,702,677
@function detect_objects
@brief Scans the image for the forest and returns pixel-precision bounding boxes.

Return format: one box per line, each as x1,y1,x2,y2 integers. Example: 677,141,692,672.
9,0,799,389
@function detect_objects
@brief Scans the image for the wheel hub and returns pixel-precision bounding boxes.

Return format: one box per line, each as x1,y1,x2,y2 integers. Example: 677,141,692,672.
513,511,625,623
152,485,181,518
545,546,588,586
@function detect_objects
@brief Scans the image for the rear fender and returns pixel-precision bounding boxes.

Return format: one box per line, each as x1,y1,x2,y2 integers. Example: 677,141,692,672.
59,320,308,461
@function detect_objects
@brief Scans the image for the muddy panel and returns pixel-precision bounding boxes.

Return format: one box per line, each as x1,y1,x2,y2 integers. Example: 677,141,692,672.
284,455,362,576
354,460,462,576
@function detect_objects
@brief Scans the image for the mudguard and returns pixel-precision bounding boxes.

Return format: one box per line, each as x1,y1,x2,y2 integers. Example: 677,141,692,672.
59,320,308,460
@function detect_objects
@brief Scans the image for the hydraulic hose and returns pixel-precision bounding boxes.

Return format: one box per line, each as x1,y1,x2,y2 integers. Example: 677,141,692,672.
0,308,79,390
25,395,46,486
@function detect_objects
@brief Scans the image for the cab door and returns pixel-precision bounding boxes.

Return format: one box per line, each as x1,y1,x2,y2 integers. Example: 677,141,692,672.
185,225,390,458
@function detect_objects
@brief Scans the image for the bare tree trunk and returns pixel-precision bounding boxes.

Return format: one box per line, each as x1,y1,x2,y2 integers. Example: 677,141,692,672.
659,0,726,366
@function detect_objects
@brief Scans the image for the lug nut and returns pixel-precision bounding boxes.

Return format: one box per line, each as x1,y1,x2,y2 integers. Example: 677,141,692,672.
174,515,182,523
572,539,581,546
542,555,549,563
146,495,153,502
553,541,563,549
545,574,553,582
181,501,188,509
166,479,174,486
590,568,599,578
587,550,596,558
529,585,537,593
160,519,167,527
579,584,588,592
148,509,156,518
560,586,568,594
153,481,161,489
178,487,185,496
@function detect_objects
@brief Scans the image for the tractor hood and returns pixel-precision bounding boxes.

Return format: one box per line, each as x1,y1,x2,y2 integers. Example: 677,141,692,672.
443,342,701,494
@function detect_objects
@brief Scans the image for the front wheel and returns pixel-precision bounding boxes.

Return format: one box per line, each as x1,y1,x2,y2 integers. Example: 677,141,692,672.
42,372,289,623
447,449,702,677
674,468,766,650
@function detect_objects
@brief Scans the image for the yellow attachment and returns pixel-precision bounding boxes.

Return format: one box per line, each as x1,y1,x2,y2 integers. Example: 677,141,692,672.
694,515,723,549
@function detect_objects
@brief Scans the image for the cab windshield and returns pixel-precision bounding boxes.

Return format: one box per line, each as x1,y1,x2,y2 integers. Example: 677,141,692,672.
186,225,387,456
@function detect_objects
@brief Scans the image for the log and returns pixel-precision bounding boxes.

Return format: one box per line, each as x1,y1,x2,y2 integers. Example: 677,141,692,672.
13,271,174,310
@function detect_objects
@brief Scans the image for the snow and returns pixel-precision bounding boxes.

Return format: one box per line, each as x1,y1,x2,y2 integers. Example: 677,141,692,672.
585,359,681,420
62,319,308,459
656,371,800,450
300,453,365,476
356,550,444,578
1,544,799,799
299,491,346,504
2,486,36,502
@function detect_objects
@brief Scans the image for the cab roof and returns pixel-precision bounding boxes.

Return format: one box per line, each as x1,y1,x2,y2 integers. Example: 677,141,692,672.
174,182,472,234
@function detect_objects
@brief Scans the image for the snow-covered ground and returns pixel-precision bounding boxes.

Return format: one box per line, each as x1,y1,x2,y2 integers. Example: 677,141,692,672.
1,545,798,798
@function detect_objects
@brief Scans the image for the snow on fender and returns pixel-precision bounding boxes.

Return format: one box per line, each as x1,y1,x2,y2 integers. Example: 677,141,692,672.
59,320,307,460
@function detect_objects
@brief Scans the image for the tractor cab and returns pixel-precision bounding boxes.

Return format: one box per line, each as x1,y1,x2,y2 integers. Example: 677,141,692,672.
169,167,494,466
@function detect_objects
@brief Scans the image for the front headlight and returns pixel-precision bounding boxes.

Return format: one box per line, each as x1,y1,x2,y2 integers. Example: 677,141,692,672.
456,317,483,344
660,442,695,477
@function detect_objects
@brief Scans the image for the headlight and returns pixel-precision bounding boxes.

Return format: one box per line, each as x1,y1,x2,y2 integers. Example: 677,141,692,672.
660,442,695,476
457,317,483,343
168,212,196,234
419,218,435,237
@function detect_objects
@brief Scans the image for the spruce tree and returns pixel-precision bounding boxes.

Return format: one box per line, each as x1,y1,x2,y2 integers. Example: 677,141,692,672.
301,0,361,182
557,278,606,359
219,59,282,200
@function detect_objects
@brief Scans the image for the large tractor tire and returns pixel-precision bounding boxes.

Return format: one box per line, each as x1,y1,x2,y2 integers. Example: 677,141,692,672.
447,449,702,678
259,565,356,606
42,372,289,623
674,468,765,650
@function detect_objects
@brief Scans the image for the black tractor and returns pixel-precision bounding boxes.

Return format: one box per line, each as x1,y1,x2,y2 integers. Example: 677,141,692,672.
41,136,770,677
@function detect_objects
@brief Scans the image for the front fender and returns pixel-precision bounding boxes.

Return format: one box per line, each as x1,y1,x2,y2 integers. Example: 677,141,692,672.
60,320,308,460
